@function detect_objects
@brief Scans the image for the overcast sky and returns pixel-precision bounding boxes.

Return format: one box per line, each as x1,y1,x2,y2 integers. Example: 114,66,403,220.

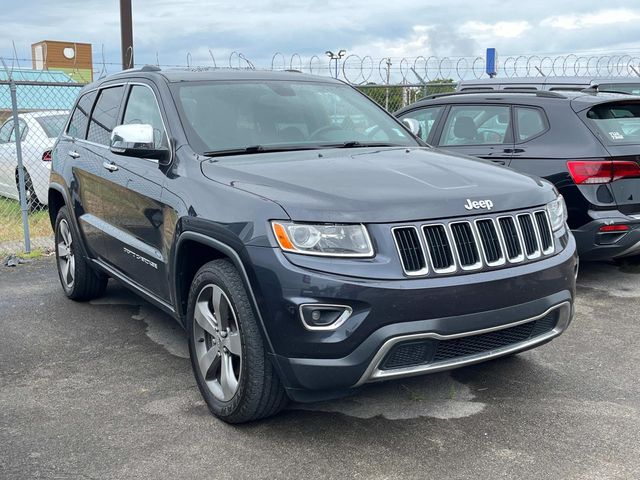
2,0,640,76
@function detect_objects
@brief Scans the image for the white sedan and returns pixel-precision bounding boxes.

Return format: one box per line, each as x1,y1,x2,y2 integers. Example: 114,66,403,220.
0,110,69,210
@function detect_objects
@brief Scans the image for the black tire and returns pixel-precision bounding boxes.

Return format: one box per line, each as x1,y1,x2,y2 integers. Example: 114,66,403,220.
54,206,108,301
187,259,288,423
17,170,42,213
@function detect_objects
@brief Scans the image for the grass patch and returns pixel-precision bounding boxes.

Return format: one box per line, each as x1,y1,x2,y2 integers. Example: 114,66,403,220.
17,247,47,259
0,197,52,243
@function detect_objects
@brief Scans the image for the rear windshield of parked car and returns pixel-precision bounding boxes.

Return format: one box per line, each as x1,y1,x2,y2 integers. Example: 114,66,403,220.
586,102,640,144
35,114,68,138
598,84,640,95
171,80,418,154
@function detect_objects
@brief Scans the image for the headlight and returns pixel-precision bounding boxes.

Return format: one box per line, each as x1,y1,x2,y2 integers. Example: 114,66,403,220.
546,195,568,231
271,221,374,257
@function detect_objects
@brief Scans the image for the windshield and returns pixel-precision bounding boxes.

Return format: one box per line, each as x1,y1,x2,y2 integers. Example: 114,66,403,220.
172,80,417,155
586,102,640,145
598,83,640,95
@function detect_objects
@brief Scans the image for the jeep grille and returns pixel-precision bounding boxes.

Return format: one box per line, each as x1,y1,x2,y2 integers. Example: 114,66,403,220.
393,210,555,276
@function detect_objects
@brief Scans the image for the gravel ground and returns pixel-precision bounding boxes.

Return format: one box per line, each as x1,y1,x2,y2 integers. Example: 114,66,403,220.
1,257,639,479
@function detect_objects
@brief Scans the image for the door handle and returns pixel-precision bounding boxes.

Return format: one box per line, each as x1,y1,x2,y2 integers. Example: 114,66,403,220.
68,150,80,159
102,161,119,172
503,148,526,154
491,159,506,165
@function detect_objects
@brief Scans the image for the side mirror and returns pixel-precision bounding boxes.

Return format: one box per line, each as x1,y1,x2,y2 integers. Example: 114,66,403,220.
402,118,422,138
110,124,170,164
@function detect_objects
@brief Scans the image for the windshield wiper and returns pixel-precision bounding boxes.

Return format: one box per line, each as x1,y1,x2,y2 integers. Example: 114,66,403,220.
202,144,322,158
324,141,405,148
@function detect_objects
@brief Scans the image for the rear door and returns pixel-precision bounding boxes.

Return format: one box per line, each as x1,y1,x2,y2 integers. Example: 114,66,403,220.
98,82,172,301
57,88,111,259
433,104,515,165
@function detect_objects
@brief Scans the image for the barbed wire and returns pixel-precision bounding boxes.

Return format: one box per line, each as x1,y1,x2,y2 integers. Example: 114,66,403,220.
3,45,640,86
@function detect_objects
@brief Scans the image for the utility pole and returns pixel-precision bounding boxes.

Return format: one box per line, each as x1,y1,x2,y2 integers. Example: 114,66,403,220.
120,0,134,69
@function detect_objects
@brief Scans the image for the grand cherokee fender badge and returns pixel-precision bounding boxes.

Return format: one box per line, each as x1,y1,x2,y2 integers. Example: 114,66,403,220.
464,198,494,211
123,247,158,269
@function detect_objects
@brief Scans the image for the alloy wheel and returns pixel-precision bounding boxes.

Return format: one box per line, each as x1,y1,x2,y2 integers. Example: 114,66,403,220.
193,284,242,402
57,219,75,290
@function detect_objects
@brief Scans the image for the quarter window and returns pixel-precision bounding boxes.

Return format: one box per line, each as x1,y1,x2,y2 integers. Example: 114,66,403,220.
440,105,510,146
0,121,13,143
122,85,167,149
515,107,547,141
399,106,442,141
87,86,125,145
67,90,97,139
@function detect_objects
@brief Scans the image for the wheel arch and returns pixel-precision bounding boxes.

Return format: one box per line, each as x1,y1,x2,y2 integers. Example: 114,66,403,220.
173,231,276,354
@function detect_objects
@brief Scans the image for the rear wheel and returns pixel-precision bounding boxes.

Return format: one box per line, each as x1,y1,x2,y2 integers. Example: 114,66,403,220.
187,259,288,423
55,206,108,300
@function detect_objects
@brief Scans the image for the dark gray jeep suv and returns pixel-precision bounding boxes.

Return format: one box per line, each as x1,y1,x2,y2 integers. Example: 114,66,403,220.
48,67,577,422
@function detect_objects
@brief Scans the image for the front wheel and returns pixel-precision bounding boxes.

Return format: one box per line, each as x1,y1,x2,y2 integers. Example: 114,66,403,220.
187,259,287,423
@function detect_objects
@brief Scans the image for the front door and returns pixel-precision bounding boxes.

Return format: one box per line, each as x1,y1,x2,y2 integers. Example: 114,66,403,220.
434,104,515,166
99,82,173,301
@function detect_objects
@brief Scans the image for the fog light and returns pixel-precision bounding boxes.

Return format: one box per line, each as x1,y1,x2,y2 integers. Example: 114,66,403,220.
299,304,353,331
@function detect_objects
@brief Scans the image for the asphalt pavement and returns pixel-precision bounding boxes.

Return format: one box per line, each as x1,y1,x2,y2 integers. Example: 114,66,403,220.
1,257,639,479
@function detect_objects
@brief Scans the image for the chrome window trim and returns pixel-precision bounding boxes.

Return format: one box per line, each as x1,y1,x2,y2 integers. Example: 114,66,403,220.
448,221,483,271
391,225,429,276
421,223,458,274
517,213,542,259
474,217,507,267
63,81,172,165
497,215,526,263
298,304,353,331
354,301,572,387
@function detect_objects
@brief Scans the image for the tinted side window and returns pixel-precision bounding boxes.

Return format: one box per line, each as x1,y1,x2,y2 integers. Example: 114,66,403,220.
122,85,167,149
440,105,510,146
399,106,442,141
87,86,125,145
515,107,547,141
67,90,97,139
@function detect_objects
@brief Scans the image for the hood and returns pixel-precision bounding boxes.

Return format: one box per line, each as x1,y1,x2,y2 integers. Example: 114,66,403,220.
200,147,556,223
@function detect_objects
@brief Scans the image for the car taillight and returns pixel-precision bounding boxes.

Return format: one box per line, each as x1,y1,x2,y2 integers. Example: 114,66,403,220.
42,150,52,162
567,160,640,184
599,224,630,232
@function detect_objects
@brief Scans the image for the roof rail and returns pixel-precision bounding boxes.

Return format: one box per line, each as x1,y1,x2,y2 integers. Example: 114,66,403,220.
421,89,567,100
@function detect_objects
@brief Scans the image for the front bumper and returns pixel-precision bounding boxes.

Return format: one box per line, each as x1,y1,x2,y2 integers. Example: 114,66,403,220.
572,214,640,260
245,234,577,402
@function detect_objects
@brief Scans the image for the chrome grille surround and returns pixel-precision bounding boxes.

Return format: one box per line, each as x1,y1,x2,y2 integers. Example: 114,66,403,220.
393,209,556,277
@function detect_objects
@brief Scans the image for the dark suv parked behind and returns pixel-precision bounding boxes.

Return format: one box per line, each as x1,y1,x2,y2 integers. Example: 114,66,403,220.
49,68,577,422
397,90,640,260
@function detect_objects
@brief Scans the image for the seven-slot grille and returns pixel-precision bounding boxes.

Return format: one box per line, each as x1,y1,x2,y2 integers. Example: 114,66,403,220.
393,210,555,276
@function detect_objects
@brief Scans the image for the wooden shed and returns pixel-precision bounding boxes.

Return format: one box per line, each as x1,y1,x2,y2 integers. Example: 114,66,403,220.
31,40,93,83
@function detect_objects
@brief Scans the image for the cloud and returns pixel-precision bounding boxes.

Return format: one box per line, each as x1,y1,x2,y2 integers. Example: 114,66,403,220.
1,0,640,77
541,8,640,30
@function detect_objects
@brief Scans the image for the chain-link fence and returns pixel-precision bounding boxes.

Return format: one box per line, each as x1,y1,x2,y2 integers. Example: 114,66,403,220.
357,82,456,112
0,64,84,255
